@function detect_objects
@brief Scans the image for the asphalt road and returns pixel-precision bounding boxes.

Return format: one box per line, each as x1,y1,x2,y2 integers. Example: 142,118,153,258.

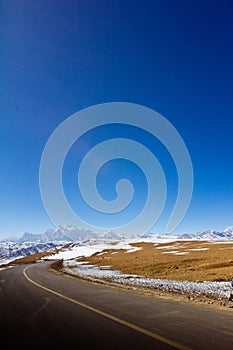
1,262,233,349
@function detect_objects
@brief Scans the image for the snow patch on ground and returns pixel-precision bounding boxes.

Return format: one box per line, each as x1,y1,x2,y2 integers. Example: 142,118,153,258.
44,240,144,261
175,252,189,255
135,236,178,244
125,247,142,253
155,245,178,250
189,248,209,251
45,245,106,260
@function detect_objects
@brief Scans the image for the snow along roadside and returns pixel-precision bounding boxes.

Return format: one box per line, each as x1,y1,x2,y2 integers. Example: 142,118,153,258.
60,260,232,301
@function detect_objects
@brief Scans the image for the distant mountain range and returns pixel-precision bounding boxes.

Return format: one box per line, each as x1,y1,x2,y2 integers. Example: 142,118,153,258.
2,225,233,244
0,241,60,265
3,225,233,244
8,225,124,243
178,226,233,240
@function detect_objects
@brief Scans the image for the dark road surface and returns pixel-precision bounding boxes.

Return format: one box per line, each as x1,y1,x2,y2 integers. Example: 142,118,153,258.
1,262,233,349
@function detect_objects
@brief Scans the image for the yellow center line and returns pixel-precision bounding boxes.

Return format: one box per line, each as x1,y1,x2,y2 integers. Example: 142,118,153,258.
23,265,192,350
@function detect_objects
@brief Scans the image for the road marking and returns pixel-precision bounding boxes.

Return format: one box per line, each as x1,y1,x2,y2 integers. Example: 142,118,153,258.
23,265,191,350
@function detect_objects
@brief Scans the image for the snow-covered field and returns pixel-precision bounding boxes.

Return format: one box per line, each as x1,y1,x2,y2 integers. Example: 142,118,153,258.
44,240,143,260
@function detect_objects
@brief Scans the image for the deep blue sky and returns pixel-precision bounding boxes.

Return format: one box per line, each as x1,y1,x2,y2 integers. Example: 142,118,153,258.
1,0,232,238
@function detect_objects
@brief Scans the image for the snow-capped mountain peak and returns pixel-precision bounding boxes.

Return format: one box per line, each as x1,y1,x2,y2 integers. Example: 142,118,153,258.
178,227,233,240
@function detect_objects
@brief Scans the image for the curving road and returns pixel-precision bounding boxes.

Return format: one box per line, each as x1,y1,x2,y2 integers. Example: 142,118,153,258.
1,262,233,349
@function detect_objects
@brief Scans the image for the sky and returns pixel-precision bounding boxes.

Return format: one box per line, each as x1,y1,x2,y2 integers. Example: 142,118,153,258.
0,0,233,238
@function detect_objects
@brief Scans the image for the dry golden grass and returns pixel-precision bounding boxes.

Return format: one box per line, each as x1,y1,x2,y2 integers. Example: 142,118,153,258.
78,240,233,282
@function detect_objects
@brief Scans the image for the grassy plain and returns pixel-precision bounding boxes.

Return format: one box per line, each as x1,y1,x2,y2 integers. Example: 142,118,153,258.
78,240,233,282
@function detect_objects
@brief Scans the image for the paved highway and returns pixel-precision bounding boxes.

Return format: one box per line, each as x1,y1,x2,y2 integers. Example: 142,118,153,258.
1,262,233,349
